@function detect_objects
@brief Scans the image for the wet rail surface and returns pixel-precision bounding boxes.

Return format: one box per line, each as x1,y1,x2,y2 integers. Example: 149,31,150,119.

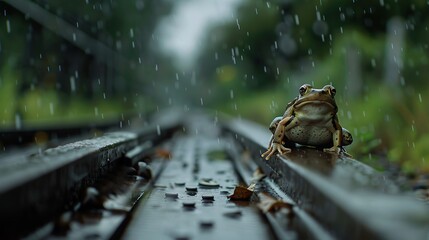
121,118,277,240
1,111,429,239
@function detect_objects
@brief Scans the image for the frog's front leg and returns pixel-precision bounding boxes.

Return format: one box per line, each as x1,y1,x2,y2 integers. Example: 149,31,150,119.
269,116,283,134
324,116,342,154
262,116,294,160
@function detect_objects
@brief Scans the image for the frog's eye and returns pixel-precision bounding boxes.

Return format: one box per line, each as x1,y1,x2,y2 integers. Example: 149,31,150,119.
324,85,336,96
299,85,308,95
330,87,336,96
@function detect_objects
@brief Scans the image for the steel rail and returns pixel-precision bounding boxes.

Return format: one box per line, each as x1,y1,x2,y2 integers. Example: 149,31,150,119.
225,134,334,240
0,117,182,238
222,118,429,240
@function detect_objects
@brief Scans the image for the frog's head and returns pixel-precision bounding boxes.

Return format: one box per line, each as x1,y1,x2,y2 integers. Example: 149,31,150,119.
294,84,337,111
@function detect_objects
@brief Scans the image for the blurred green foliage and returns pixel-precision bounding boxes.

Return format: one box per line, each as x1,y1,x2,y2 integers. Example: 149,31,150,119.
0,0,172,128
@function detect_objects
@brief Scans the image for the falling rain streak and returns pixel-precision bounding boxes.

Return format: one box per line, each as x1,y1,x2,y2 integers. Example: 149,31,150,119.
6,20,11,33
0,0,428,204
70,77,76,92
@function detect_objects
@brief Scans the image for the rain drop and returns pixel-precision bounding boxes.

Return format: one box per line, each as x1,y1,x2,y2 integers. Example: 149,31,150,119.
294,15,300,25
49,103,54,115
230,90,234,99
6,19,10,33
418,93,422,103
116,41,122,50
156,125,161,136
15,114,21,130
316,11,321,21
236,19,240,30
385,114,390,122
70,77,76,92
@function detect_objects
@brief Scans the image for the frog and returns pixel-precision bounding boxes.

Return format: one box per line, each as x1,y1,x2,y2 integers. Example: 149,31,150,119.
261,84,353,160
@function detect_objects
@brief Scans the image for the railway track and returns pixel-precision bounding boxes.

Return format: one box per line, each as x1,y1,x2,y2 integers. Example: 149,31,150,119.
1,111,428,239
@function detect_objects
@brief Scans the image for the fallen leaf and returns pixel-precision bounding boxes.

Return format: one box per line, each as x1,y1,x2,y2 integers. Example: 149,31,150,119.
257,193,293,213
228,185,254,200
155,148,172,159
247,183,256,191
251,167,266,182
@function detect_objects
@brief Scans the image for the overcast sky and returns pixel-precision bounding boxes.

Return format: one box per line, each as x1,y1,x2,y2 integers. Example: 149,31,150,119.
156,0,242,70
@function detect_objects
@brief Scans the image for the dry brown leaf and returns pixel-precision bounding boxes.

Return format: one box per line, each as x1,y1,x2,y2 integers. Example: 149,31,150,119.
251,167,266,182
257,193,293,213
155,148,172,159
247,183,256,191
228,185,254,200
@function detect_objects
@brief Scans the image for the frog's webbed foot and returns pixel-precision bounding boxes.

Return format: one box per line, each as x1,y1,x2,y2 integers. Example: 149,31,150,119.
261,143,291,160
323,146,340,155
